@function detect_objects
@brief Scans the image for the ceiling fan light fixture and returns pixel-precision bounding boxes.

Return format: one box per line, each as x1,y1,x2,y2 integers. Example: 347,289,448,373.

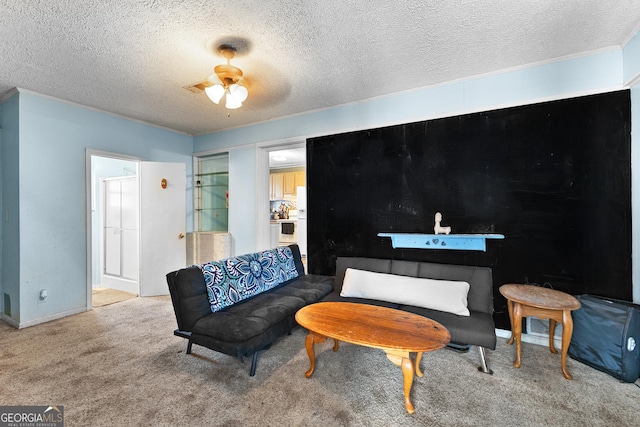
205,45,249,110
225,93,243,109
205,84,225,104
229,84,248,102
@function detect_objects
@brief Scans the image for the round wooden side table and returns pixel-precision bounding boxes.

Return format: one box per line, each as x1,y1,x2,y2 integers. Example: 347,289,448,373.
499,284,581,380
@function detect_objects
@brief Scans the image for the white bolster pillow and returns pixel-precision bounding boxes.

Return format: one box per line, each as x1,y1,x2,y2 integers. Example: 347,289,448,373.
340,268,470,316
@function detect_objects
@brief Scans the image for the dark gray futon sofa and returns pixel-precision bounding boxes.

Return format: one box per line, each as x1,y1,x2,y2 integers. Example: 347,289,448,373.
166,244,333,376
322,256,497,373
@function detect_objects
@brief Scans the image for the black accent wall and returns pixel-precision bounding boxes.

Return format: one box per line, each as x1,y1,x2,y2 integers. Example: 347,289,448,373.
306,90,631,329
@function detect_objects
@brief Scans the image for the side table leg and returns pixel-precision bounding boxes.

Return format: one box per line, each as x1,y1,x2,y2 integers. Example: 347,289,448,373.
513,302,523,369
561,310,574,380
304,332,326,378
506,299,515,345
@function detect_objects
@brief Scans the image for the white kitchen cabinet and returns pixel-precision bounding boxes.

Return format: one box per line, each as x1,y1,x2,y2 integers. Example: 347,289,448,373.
283,172,296,195
270,173,284,200
270,170,305,199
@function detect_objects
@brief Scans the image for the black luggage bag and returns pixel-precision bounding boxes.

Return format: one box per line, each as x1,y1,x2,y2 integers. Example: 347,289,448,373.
568,294,640,382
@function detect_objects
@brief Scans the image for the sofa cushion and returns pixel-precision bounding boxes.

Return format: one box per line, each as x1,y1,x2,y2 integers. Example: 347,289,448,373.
341,268,471,316
321,291,401,309
272,274,334,304
192,275,333,342
199,246,299,313
193,292,307,342
334,257,392,293
416,262,494,314
399,305,497,350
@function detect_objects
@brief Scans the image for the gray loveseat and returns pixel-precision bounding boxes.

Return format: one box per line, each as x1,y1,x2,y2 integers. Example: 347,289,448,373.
322,256,497,373
166,244,333,376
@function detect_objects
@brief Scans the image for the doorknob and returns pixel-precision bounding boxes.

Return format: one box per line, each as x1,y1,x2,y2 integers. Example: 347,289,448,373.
179,233,185,239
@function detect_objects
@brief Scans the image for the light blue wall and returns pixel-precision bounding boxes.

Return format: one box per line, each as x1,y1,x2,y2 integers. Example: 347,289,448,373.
0,103,2,314
1,93,20,320
11,92,193,326
625,29,640,303
0,108,2,314
194,49,628,271
228,147,257,255
624,30,640,84
631,84,639,304
192,145,262,254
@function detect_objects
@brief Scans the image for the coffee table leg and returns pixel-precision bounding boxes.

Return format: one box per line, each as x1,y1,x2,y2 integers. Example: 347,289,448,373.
414,352,424,377
304,332,326,378
548,319,558,354
512,302,523,369
561,310,573,380
386,350,416,414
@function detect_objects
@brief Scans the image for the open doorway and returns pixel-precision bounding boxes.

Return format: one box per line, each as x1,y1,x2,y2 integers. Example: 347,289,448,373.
88,152,140,308
86,153,187,308
267,145,307,267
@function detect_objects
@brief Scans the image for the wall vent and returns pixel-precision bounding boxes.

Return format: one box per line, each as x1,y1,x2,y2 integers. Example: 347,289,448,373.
4,293,10,317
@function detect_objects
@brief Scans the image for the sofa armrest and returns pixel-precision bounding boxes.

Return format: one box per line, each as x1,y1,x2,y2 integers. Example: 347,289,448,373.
166,266,212,332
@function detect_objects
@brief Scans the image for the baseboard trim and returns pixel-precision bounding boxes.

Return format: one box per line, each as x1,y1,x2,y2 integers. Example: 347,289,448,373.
3,306,87,329
0,313,19,328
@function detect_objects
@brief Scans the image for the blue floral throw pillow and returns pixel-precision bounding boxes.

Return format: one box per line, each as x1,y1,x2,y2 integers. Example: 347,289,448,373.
199,246,300,313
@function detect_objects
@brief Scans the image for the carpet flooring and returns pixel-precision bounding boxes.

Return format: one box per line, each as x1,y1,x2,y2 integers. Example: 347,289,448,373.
91,287,137,307
1,296,638,426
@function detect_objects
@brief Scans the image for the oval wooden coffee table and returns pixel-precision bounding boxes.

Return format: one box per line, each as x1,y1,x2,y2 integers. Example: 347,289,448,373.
500,284,581,379
295,302,450,414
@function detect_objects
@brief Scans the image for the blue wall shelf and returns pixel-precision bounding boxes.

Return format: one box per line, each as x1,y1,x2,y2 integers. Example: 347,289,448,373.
378,233,504,252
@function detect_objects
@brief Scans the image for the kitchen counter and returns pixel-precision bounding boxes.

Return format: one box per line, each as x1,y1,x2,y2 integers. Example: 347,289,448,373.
270,218,297,223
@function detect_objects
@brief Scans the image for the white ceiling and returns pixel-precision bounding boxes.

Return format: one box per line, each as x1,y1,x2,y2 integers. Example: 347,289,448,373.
1,1,640,136
269,148,306,169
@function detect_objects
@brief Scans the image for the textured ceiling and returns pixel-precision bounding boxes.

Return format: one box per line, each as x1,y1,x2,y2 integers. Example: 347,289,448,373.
1,1,640,136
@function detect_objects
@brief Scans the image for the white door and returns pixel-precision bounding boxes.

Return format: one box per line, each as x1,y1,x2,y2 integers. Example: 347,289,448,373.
139,162,186,296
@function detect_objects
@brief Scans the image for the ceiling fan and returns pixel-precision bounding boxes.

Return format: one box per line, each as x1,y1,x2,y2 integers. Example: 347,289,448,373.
205,45,248,109
189,44,249,110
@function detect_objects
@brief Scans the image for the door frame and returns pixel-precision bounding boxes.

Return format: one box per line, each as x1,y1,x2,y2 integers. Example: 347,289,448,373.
85,149,142,310
255,139,306,252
